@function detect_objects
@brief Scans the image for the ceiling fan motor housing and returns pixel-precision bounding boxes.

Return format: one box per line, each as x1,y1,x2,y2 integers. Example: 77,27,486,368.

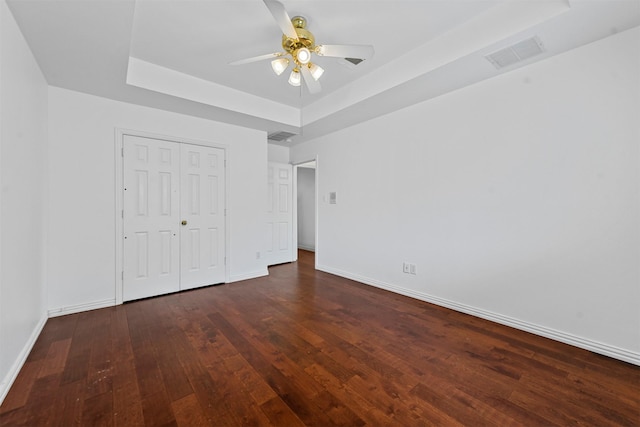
282,16,315,64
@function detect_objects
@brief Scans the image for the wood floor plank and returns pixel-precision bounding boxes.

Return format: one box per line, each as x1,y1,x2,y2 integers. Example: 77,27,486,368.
208,312,339,426
164,301,269,425
37,338,72,379
18,373,65,426
144,299,194,403
171,393,208,427
303,362,405,426
0,360,43,414
109,307,144,427
26,315,78,363
60,311,99,385
221,354,278,406
409,382,498,427
2,250,639,426
517,372,636,426
46,379,85,426
259,396,306,427
81,391,114,427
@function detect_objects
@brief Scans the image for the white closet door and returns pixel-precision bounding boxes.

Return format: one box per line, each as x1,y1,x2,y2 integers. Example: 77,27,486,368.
179,144,226,290
266,162,293,266
123,135,180,301
123,136,226,301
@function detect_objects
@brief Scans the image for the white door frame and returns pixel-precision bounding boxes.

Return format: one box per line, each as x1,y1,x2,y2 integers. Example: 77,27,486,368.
292,155,319,269
114,128,230,305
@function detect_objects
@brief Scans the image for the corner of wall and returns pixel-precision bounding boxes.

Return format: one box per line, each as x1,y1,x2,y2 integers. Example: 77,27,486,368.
0,314,47,405
0,0,50,405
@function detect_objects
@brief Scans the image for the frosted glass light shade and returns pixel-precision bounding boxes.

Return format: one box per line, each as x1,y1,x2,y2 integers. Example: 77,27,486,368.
271,58,289,75
288,69,301,86
296,48,311,64
309,63,324,81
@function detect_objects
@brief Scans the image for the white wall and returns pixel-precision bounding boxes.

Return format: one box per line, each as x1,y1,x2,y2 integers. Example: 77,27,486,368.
0,0,48,401
267,144,290,163
297,167,315,251
292,28,640,364
47,87,268,314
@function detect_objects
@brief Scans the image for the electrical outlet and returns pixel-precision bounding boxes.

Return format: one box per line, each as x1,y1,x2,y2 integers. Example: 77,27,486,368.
403,262,417,274
256,251,261,259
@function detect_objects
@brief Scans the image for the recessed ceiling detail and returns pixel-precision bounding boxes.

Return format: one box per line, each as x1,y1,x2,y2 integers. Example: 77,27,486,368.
7,0,639,145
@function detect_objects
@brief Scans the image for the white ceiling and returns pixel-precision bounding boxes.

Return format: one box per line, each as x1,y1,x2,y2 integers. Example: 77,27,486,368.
7,0,640,145
129,0,496,107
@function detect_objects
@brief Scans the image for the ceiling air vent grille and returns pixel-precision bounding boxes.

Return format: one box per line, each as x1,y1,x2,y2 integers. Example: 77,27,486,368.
485,36,545,69
339,57,366,69
344,57,364,66
268,131,297,142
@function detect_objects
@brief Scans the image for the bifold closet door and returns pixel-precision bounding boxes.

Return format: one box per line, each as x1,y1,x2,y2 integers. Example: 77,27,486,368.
123,136,225,301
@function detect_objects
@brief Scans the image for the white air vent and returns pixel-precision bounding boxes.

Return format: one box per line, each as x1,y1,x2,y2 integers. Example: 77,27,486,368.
485,36,545,69
268,131,297,142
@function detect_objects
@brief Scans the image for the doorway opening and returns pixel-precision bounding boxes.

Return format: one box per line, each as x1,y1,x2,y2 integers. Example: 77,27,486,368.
294,159,317,267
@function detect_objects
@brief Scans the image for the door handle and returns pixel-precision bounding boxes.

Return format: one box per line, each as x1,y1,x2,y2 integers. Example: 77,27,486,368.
181,220,187,226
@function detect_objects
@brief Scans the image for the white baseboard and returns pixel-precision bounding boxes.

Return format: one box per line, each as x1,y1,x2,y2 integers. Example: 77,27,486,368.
0,314,47,405
47,270,271,316
316,264,640,366
228,268,269,283
47,298,116,318
298,243,316,252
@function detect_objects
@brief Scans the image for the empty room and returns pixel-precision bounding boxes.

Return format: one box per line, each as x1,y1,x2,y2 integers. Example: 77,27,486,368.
1,0,639,425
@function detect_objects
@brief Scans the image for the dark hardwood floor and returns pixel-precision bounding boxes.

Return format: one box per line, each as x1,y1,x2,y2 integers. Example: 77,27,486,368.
1,250,639,426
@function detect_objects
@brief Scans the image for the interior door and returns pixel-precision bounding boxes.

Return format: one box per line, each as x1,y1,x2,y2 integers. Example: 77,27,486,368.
180,144,225,290
266,162,293,265
123,135,180,301
123,136,225,301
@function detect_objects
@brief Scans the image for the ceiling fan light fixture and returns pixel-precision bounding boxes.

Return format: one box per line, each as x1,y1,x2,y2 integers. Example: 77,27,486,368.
296,48,311,65
271,57,289,75
309,63,324,81
288,69,301,86
230,1,376,94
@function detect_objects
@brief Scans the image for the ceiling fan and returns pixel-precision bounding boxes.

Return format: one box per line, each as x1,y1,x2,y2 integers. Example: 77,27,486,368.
230,0,374,94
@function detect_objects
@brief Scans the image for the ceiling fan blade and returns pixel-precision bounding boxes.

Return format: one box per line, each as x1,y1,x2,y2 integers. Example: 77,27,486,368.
300,65,321,94
263,0,299,40
229,52,284,65
315,44,374,61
